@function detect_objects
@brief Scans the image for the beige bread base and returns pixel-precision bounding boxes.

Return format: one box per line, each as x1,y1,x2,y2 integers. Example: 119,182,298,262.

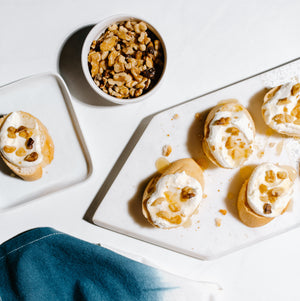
202,102,255,168
0,112,54,181
142,158,204,228
237,179,290,227
262,87,300,138
237,180,274,227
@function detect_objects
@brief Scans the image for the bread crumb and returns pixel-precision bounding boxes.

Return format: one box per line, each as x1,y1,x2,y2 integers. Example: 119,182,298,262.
202,193,207,199
215,218,222,227
172,113,179,120
162,144,172,157
219,209,227,215
269,142,275,148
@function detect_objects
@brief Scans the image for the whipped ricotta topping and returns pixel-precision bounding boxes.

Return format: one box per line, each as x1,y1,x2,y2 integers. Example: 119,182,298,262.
247,163,296,218
206,103,255,168
146,171,203,228
262,81,300,136
0,112,44,167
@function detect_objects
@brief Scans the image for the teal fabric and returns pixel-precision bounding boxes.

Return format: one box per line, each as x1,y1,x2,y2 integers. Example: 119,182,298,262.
0,228,163,301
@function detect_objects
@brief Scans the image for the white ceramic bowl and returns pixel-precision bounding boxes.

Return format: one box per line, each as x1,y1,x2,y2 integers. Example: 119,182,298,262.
81,14,167,105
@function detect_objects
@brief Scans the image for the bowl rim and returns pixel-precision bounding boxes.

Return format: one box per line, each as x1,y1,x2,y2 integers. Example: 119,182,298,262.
81,14,167,105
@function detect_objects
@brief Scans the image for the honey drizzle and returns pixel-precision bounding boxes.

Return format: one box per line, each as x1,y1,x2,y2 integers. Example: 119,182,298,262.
155,157,170,172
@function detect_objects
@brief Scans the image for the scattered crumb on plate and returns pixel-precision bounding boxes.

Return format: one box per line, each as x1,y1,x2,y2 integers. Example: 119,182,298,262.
162,144,172,157
172,113,179,120
219,209,227,215
215,218,222,227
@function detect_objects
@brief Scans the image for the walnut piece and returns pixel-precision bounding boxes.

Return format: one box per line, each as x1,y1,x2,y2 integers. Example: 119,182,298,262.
3,145,16,153
24,152,38,162
291,83,300,96
263,203,272,214
16,147,26,157
214,117,231,125
181,186,196,200
265,170,276,183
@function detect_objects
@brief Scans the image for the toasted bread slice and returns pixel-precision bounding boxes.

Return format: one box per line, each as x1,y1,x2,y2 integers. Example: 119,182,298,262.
0,112,54,181
203,101,255,169
237,180,290,227
142,158,204,228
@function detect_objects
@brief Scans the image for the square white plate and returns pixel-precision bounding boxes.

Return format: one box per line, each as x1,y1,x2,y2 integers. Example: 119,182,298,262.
93,60,300,260
0,73,92,211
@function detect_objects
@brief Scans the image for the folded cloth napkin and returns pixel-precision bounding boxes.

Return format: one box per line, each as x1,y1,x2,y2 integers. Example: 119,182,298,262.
0,227,222,301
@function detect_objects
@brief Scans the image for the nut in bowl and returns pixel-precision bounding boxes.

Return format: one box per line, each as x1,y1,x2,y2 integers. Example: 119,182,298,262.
81,15,167,104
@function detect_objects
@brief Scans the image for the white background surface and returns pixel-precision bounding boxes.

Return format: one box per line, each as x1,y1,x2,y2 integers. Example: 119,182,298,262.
1,0,300,300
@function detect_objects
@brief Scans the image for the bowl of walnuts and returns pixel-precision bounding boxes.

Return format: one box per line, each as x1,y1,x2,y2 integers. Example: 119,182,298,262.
81,14,167,104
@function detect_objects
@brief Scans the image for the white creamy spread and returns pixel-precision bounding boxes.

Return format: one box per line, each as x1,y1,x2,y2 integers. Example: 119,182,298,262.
262,81,300,136
0,112,44,167
247,163,295,218
146,171,203,228
207,103,255,168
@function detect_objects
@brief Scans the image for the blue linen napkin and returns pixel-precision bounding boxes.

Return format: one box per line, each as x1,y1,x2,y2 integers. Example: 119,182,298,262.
0,227,222,301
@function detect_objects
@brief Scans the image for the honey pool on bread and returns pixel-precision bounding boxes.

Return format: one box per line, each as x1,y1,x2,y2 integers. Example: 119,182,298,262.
262,81,300,137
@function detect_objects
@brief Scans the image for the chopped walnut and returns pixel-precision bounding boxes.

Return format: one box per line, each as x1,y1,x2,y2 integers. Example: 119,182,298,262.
226,127,240,135
214,117,231,125
263,203,272,214
277,171,287,179
268,187,284,201
16,147,26,157
265,170,276,183
265,86,281,101
88,20,164,99
225,136,236,149
260,195,268,202
168,202,180,212
156,211,182,224
181,186,196,200
291,83,300,96
277,98,291,105
273,114,293,124
7,126,17,138
151,197,165,206
291,105,300,119
3,145,16,153
26,138,34,149
24,152,38,162
259,184,268,194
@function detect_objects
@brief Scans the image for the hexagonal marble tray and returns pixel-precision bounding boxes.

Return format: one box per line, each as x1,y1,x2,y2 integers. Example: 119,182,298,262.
93,60,300,260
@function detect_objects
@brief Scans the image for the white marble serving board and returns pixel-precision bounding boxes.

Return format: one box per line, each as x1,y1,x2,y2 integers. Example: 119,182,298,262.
0,73,92,211
93,62,300,260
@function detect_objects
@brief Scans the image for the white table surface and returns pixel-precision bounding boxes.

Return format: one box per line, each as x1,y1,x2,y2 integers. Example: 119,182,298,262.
1,0,300,300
